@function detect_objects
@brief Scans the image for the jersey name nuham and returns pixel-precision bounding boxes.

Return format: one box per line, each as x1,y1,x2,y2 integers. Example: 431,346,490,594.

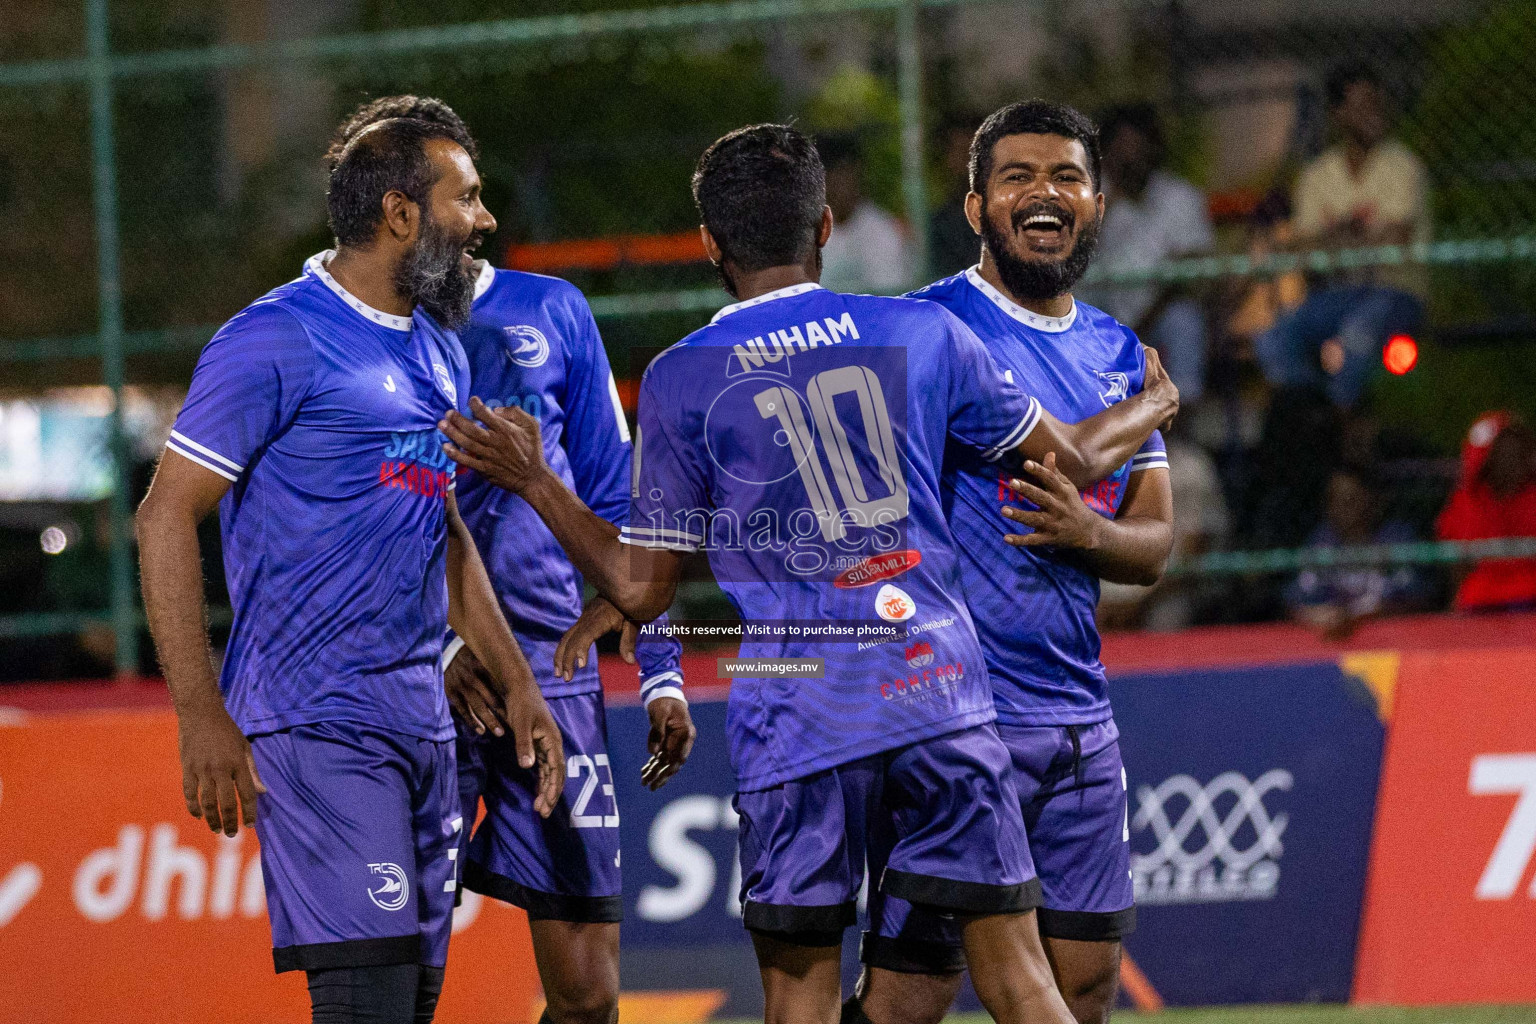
729,310,860,375
625,284,1048,791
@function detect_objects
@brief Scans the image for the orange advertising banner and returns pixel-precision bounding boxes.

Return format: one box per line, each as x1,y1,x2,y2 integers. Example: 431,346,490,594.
1353,647,1536,1005
0,708,541,1024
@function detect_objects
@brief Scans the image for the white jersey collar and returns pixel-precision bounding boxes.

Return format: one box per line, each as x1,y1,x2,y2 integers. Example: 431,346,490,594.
306,250,413,332
472,259,496,301
711,282,823,324
964,266,1078,333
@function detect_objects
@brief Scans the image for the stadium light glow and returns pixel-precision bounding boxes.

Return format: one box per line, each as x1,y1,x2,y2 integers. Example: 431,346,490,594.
1383,334,1418,375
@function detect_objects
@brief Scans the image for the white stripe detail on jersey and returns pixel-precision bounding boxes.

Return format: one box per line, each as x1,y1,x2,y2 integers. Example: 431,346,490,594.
440,635,467,672
606,373,632,443
169,430,244,472
164,440,239,482
1130,455,1170,472
964,267,1079,332
622,525,703,544
618,529,700,552
983,397,1043,462
643,686,687,708
711,282,823,323
640,670,684,694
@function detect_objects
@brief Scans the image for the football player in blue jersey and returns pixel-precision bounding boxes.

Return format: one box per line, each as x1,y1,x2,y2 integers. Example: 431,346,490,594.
438,123,1175,1024
137,116,563,1024
850,101,1177,1024
327,97,695,1024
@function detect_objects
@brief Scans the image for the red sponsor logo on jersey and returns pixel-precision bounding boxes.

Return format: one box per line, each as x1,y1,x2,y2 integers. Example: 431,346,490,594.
904,641,935,667
881,660,965,700
378,460,452,498
998,469,1121,517
833,550,922,589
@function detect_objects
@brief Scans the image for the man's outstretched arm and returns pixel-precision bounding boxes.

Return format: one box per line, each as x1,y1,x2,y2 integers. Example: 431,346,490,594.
444,490,565,816
1015,347,1179,489
441,398,683,623
137,451,265,837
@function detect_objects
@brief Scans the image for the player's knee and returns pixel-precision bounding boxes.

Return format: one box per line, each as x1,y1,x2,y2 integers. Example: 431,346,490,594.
1058,961,1118,1024
854,970,955,1024
542,980,618,1024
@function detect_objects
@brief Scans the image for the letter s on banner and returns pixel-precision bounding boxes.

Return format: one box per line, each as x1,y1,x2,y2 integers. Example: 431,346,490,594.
638,795,723,923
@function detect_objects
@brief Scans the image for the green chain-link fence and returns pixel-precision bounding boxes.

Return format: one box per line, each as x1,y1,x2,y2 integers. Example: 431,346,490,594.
1,0,1533,674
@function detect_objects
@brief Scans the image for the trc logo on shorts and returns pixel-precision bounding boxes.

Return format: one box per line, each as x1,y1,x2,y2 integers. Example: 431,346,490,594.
366,862,410,911
1130,769,1292,905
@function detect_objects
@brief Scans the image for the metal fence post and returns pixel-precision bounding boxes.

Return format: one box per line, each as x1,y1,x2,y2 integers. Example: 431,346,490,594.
897,0,928,285
86,0,138,678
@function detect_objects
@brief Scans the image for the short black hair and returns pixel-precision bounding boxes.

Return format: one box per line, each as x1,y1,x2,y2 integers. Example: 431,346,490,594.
326,94,477,171
1324,63,1381,108
970,100,1101,193
326,117,468,247
1097,102,1164,158
692,124,826,272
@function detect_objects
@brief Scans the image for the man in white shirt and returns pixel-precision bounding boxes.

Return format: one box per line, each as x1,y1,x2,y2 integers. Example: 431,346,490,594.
819,134,915,293
1257,64,1429,408
1080,104,1215,402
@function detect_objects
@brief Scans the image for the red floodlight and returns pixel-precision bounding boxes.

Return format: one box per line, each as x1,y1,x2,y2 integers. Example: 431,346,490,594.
1383,334,1419,375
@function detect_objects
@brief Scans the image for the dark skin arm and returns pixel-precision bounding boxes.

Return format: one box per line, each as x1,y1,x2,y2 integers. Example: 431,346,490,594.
1001,452,1174,586
440,398,684,624
554,596,696,791
1015,346,1178,489
137,451,265,837
445,490,565,816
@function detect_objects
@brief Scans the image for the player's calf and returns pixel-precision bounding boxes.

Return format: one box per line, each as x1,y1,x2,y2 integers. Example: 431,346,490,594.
1042,937,1121,1024
848,965,961,1024
530,919,620,1024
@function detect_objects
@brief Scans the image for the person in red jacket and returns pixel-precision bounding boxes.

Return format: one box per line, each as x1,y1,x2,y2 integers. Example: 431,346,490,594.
1437,411,1536,611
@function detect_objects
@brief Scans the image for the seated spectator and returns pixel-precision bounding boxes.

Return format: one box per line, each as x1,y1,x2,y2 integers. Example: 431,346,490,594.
1285,466,1429,638
1099,430,1231,631
1257,64,1430,409
1080,103,1215,403
818,134,914,293
1437,412,1536,612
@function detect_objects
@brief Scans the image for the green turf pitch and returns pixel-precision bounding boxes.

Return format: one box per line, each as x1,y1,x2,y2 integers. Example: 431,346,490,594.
720,1008,1536,1024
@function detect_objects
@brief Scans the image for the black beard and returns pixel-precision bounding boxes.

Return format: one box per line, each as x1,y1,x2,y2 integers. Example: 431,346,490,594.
980,206,1100,302
396,210,476,330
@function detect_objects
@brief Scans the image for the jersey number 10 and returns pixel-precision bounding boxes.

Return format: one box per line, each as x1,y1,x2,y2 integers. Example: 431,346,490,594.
754,365,909,542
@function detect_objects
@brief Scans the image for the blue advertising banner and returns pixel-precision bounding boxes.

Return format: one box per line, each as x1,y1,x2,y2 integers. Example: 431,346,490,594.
607,659,1385,1012
1115,661,1385,1006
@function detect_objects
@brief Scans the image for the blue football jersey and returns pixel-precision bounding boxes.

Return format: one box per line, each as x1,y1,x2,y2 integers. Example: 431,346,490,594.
909,268,1168,726
623,284,1045,791
451,263,684,700
166,252,470,741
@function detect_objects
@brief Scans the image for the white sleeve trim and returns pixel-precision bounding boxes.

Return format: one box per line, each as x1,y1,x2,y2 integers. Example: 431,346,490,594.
164,440,239,482
643,686,687,708
169,430,244,472
620,525,702,552
440,635,466,672
640,670,684,694
983,397,1043,462
607,373,632,443
1130,453,1170,473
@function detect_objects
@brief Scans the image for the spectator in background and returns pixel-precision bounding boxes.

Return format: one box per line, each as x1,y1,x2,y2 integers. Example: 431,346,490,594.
1437,412,1536,612
928,114,983,277
1099,426,1231,631
818,134,914,293
1286,466,1429,638
1080,103,1214,403
1257,64,1430,408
